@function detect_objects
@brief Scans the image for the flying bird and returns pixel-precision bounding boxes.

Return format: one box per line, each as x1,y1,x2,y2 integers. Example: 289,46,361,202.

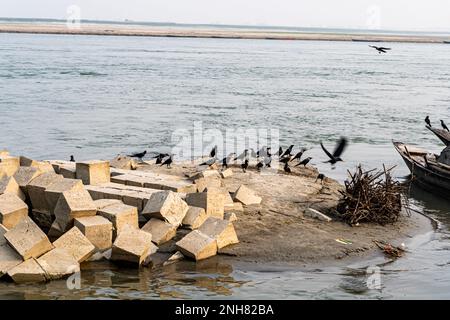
70,155,75,162
321,137,348,167
425,116,431,127
160,156,173,168
295,157,312,167
128,150,147,162
369,45,391,54
441,120,449,132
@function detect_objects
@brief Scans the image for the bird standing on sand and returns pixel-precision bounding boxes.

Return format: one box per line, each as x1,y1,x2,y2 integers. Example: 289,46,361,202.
283,162,291,174
256,161,264,172
154,153,169,164
241,159,249,173
160,156,173,168
315,173,325,184
425,116,431,127
296,157,312,167
321,137,348,167
221,153,236,169
70,155,75,162
281,145,294,157
128,150,147,162
200,157,217,167
279,155,292,164
369,45,391,54
291,148,307,162
441,120,449,132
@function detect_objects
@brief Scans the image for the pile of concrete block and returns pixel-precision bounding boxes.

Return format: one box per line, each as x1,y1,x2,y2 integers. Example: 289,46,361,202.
1,152,258,284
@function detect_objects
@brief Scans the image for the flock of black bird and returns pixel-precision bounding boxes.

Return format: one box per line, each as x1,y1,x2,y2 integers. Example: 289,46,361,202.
425,115,449,131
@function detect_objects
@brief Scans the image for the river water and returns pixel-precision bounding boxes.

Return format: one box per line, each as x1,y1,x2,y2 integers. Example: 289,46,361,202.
1,32,450,299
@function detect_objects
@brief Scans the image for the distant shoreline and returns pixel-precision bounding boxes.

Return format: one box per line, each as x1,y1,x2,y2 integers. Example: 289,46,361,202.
1,22,450,43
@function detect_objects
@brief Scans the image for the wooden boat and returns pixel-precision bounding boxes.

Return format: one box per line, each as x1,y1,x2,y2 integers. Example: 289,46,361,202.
426,125,450,146
393,141,450,196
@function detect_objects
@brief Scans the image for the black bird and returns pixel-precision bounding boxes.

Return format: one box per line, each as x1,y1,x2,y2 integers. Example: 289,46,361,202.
70,155,75,162
234,149,249,161
283,162,291,174
160,156,173,168
321,137,348,166
369,45,391,54
290,148,307,162
154,153,169,164
241,159,249,173
209,145,217,158
279,155,292,164
425,116,431,127
315,173,325,184
277,147,283,156
128,150,147,162
256,161,264,172
281,145,294,157
266,147,272,157
200,157,217,167
441,120,449,132
221,153,236,169
296,157,312,167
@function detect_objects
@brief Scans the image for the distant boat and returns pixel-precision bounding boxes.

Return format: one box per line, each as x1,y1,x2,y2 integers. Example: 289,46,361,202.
426,126,450,146
393,141,450,196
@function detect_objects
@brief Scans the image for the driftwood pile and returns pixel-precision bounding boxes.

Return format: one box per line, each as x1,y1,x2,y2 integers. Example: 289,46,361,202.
337,165,405,225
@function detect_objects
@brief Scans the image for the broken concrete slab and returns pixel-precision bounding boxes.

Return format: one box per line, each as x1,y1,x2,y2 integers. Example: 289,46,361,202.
189,170,221,181
224,202,244,214
175,230,217,261
0,193,28,229
27,172,63,213
0,241,23,279
37,248,80,280
182,206,208,230
53,226,95,262
185,190,224,220
7,258,46,284
233,185,262,205
110,155,138,170
110,225,156,265
13,166,43,191
76,160,110,185
141,218,177,245
4,217,54,260
0,156,20,177
0,176,26,201
45,178,84,214
304,208,332,222
74,216,113,251
224,212,238,222
142,191,188,226
220,168,233,178
97,202,138,238
198,217,239,249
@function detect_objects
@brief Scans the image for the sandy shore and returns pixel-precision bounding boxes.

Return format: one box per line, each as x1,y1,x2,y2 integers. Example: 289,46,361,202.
138,158,434,266
1,22,450,44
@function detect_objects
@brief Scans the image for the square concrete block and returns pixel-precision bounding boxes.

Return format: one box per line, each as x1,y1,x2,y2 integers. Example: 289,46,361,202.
13,166,43,190
220,168,233,178
185,190,224,220
53,226,96,262
19,156,37,167
4,217,54,260
37,248,80,280
0,156,20,177
27,172,63,213
45,178,84,214
206,186,233,205
194,177,223,193
97,202,138,238
0,176,25,201
198,217,239,249
111,225,156,265
7,258,46,284
76,160,110,185
0,241,23,279
74,216,113,251
142,191,188,226
233,185,262,205
141,218,177,245
175,230,217,261
182,206,208,230
0,193,28,229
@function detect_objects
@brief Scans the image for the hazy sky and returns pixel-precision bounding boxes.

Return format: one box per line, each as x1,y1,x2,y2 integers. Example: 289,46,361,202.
2,0,450,31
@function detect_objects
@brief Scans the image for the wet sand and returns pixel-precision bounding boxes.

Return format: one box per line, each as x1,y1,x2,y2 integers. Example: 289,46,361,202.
138,158,434,266
1,22,450,43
